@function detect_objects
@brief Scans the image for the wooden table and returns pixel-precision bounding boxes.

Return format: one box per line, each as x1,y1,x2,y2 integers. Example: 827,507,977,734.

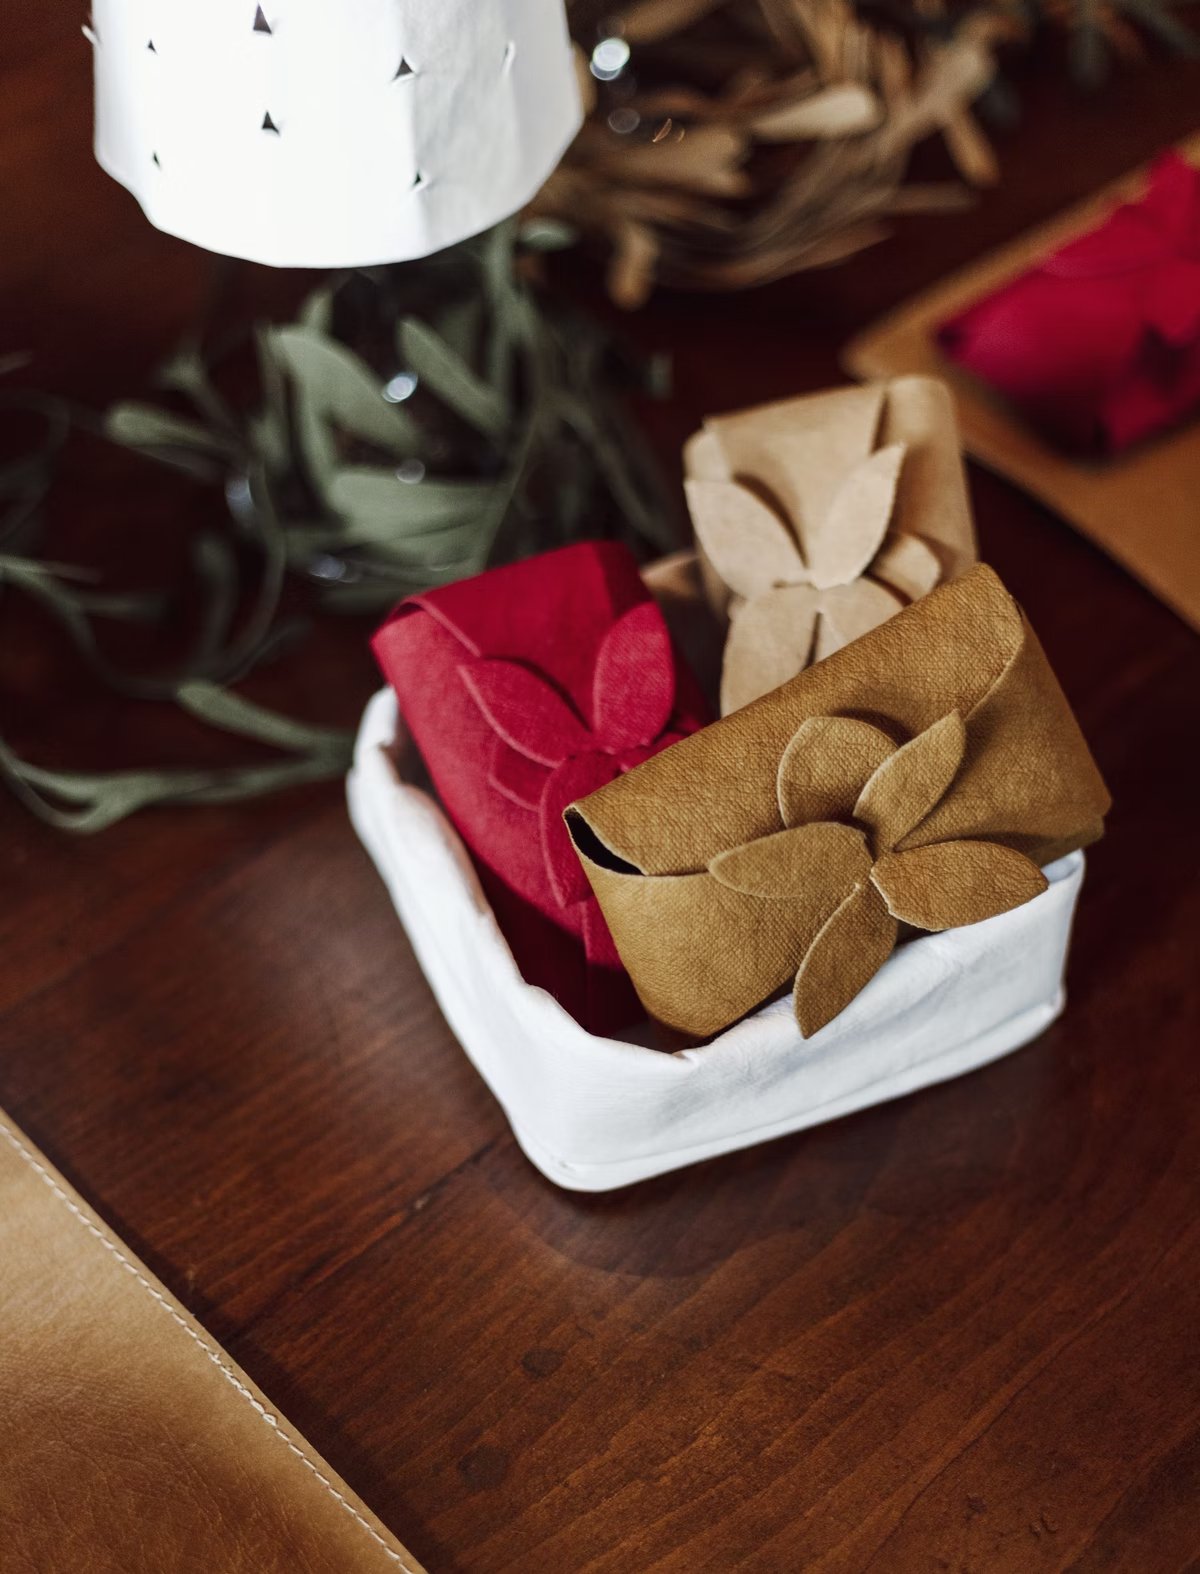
4,16,1199,1571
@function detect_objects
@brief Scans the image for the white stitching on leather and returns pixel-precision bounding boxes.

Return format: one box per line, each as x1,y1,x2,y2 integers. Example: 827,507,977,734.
0,1119,416,1573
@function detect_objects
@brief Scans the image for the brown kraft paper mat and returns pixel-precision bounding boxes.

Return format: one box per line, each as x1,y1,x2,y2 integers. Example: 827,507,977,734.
843,133,1200,634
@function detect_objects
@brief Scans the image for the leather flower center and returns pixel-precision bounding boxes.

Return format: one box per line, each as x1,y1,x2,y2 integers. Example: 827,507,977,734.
708,712,1048,1036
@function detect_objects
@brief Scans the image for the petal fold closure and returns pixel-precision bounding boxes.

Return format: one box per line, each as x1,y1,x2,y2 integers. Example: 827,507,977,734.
872,839,1048,930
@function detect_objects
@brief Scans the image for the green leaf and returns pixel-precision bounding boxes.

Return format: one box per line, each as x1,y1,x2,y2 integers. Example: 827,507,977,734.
73,586,165,622
325,467,499,544
105,399,236,472
397,317,509,439
316,550,490,609
176,682,350,757
0,741,350,833
249,326,291,472
0,740,191,832
269,325,419,456
0,554,108,661
434,293,485,364
519,217,578,252
190,532,239,669
213,465,288,683
154,344,240,437
299,286,335,334
2,220,681,835
356,516,499,566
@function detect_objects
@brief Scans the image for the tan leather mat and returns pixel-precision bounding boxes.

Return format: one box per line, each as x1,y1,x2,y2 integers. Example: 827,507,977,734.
0,1110,425,1574
844,134,1200,634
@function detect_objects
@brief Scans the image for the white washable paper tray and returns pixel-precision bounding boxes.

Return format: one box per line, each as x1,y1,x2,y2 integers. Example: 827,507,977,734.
348,687,1085,1192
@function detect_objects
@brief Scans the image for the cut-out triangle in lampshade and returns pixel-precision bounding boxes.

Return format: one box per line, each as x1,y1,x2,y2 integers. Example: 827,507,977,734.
90,0,582,268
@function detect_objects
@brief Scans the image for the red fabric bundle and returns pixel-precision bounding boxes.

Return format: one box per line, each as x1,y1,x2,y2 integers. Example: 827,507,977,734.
371,542,709,1033
938,153,1200,455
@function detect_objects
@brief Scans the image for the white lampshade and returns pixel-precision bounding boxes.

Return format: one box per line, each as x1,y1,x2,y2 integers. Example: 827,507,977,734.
90,0,581,268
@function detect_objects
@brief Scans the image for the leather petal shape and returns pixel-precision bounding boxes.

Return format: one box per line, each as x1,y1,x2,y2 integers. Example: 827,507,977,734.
721,584,820,715
460,658,593,766
872,839,1048,930
854,710,965,854
813,577,905,662
808,442,906,590
793,880,898,1038
870,531,943,603
776,716,895,829
487,735,547,810
708,821,870,901
592,602,676,752
685,477,806,599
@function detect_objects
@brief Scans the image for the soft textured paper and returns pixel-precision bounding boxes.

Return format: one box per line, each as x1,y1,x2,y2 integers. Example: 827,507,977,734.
350,681,1087,1191
685,377,976,713
370,541,709,1034
567,564,1110,1039
939,153,1200,456
843,134,1200,635
91,0,581,267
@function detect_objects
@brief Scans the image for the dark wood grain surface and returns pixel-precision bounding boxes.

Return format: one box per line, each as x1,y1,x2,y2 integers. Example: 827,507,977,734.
4,14,1199,1571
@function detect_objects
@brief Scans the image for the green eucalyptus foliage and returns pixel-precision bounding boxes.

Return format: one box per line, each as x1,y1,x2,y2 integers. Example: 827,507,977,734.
1,223,674,830
106,222,674,610
0,408,352,830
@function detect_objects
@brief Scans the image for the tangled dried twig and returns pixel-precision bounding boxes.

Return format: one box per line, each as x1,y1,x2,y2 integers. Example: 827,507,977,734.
536,0,1196,306
532,0,1012,306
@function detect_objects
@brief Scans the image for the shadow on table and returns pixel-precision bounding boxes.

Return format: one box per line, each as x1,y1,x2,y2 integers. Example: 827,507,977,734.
490,1022,1082,1281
